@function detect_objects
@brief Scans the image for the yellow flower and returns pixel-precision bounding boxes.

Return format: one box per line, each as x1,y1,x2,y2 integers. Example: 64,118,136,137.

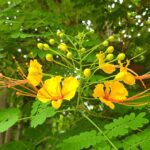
115,60,135,85
37,76,79,109
96,52,116,74
27,59,43,86
93,81,128,109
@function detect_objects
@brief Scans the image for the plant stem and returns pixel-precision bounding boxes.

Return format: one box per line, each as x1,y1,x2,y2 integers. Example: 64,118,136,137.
82,112,118,150
19,116,31,121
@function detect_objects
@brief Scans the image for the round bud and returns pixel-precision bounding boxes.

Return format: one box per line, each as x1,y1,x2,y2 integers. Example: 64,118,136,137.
102,40,109,47
127,12,132,18
58,43,68,52
37,43,43,50
108,36,115,42
43,44,50,50
83,68,91,78
117,53,126,61
139,55,145,62
66,52,72,59
46,54,53,61
106,46,114,53
106,54,114,61
49,39,55,45
57,30,63,37
81,48,86,53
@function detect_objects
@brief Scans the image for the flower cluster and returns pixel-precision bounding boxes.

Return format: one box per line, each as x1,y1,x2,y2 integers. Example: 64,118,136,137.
0,30,149,110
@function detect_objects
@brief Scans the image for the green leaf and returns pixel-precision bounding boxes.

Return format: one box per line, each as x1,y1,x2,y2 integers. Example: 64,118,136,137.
57,130,103,150
30,101,56,128
0,52,7,58
104,112,149,138
120,128,150,150
0,108,20,133
0,141,29,150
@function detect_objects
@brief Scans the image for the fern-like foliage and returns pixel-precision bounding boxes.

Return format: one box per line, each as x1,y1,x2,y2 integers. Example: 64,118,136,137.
104,112,149,138
57,112,149,150
30,100,56,128
57,130,103,150
120,128,150,150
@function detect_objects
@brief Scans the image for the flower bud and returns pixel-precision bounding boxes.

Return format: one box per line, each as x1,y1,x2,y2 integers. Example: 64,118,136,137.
57,30,63,38
49,39,55,45
83,68,91,78
37,43,43,50
106,54,114,61
46,54,53,61
43,44,50,50
102,40,109,47
81,48,86,53
106,46,114,53
58,43,68,52
66,52,72,59
108,36,115,42
117,53,126,61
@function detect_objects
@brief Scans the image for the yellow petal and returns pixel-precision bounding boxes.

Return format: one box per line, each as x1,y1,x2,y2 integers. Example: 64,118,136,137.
101,63,116,74
93,84,105,98
44,76,63,99
62,76,79,100
52,100,62,109
109,81,128,101
97,53,104,65
27,59,43,86
123,72,135,85
37,87,50,103
100,97,115,109
115,71,126,81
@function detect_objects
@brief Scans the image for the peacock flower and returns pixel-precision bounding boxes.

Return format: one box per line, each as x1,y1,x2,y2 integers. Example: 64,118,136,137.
115,60,135,85
27,59,43,86
93,81,128,109
37,76,79,109
96,52,116,74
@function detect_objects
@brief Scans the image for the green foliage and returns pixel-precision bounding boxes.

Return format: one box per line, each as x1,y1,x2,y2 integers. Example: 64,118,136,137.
57,130,102,150
120,128,150,149
104,112,149,138
56,112,149,150
0,141,28,150
0,0,150,149
0,108,20,133
30,100,56,128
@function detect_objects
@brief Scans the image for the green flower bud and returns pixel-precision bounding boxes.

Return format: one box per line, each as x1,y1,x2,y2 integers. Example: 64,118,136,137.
57,30,64,38
117,53,126,61
108,35,115,42
66,52,72,59
83,68,91,78
102,40,109,47
46,54,53,61
49,39,55,45
106,46,114,53
106,54,114,61
43,44,50,50
58,43,68,52
81,48,86,53
37,43,43,50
